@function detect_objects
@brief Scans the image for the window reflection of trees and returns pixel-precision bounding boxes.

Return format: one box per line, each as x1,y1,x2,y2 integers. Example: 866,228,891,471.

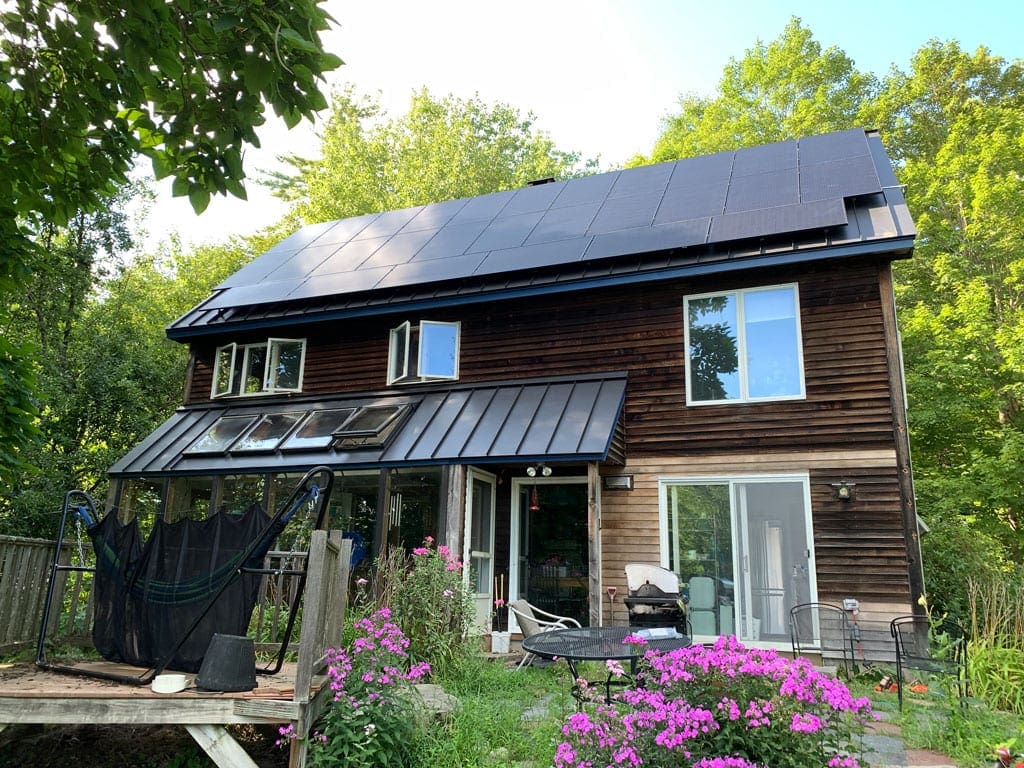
688,296,739,401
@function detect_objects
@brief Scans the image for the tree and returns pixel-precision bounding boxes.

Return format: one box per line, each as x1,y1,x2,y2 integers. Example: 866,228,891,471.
640,18,875,163
0,0,341,484
269,88,594,224
863,44,1024,550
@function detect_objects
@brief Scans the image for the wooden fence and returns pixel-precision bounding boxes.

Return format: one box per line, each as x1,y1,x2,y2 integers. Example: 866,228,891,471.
0,534,315,655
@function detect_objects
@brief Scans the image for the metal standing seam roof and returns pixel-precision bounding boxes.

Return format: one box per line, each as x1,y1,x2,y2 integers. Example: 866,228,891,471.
167,129,916,339
108,373,628,478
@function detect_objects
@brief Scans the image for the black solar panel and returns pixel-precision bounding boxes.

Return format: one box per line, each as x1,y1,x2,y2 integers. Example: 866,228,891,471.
357,206,423,240
589,192,661,234
467,211,544,253
376,252,486,289
585,218,710,261
184,129,908,320
309,212,380,246
398,197,468,232
800,155,881,203
667,151,733,189
732,139,797,177
551,172,617,208
410,220,489,261
475,237,589,276
724,169,799,213
358,228,439,269
608,162,673,199
655,182,728,224
710,199,847,242
502,181,567,215
526,202,601,243
309,237,388,276
799,128,869,164
448,189,516,224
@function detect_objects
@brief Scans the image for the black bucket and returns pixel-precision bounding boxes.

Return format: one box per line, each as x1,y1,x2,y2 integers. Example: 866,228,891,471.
195,633,257,692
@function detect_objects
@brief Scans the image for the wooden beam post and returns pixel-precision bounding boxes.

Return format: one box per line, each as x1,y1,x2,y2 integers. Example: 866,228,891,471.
185,724,260,768
587,462,602,627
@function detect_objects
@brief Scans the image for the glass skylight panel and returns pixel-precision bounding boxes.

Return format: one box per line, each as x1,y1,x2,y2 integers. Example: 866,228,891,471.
232,412,304,452
185,415,259,455
280,408,357,451
333,405,410,449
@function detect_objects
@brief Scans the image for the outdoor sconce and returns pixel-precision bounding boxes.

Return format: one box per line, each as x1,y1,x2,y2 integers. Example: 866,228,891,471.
525,463,552,477
831,481,856,501
603,474,634,491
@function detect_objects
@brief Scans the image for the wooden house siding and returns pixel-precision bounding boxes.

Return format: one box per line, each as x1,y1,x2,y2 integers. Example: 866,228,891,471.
186,258,898,458
597,452,911,624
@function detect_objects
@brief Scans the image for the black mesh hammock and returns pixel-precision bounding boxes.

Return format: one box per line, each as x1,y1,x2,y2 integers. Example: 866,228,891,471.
36,466,334,684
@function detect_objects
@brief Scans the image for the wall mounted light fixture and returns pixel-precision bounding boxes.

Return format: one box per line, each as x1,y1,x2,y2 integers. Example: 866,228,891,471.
603,475,634,491
525,463,552,477
831,481,856,501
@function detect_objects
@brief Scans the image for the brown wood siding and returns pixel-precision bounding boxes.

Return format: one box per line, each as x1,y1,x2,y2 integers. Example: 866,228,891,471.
597,453,912,628
187,260,896,460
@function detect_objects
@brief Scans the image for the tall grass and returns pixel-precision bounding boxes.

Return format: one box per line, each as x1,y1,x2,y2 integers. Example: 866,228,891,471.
967,574,1024,715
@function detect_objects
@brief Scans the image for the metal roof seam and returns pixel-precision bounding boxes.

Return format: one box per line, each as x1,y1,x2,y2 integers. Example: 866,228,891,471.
426,390,475,460
575,380,603,454
454,386,499,457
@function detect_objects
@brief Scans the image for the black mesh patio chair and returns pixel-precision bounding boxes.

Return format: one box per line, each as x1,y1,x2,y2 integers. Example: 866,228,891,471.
789,602,855,676
890,614,968,710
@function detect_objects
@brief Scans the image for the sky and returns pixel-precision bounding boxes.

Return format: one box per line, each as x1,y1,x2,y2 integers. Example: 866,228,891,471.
143,0,1024,250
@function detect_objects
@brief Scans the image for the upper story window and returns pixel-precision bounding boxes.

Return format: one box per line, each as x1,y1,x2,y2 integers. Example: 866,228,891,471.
388,321,460,385
212,338,306,398
684,284,804,405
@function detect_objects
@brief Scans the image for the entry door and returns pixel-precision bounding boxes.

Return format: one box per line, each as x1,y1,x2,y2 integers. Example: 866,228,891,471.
465,470,496,632
734,481,813,643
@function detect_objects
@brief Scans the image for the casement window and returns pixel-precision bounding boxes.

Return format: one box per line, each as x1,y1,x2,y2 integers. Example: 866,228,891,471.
387,321,460,385
212,338,306,398
684,284,805,405
659,475,815,644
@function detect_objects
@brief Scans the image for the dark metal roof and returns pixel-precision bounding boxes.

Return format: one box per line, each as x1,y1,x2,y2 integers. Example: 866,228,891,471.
109,373,628,478
169,129,915,339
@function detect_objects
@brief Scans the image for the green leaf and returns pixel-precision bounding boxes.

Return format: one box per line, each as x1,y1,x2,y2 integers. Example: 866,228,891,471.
277,27,318,53
188,186,211,214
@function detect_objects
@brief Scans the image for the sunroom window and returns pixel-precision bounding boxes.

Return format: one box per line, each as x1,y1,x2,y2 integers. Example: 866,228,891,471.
387,321,460,385
684,284,804,405
212,338,306,398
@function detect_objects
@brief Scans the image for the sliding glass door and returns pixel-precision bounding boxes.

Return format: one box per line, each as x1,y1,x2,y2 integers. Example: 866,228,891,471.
661,476,814,644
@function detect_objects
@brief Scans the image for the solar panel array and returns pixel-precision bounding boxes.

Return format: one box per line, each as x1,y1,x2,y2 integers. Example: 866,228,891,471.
204,129,884,312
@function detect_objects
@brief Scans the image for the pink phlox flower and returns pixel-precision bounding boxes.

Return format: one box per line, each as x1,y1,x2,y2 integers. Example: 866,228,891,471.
443,589,454,597
494,598,506,608
790,711,824,733
606,659,626,678
412,546,430,556
622,634,648,646
406,661,431,681
828,755,861,768
425,535,434,544
693,758,766,768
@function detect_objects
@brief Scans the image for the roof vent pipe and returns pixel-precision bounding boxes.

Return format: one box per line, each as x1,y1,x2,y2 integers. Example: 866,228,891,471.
526,177,556,186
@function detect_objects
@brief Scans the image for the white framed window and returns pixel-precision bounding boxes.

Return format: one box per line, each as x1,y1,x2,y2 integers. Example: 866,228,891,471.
211,338,306,398
659,474,816,646
387,320,460,385
684,284,805,405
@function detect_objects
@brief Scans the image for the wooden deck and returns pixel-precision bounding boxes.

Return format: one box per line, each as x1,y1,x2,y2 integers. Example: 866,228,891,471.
0,531,351,768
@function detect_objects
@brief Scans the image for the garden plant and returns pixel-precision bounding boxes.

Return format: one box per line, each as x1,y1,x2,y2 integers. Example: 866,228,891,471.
554,635,871,768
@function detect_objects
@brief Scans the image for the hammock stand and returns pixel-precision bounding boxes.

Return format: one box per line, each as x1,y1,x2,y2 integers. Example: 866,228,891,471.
35,466,335,686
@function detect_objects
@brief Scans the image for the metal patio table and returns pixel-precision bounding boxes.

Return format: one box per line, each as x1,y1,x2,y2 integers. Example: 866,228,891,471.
521,625,691,706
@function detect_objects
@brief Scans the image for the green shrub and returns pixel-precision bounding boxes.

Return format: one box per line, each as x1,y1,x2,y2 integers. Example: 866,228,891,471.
375,538,473,677
919,514,1010,619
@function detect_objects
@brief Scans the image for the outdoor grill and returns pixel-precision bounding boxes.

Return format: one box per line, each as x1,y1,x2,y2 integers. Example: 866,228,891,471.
623,563,687,632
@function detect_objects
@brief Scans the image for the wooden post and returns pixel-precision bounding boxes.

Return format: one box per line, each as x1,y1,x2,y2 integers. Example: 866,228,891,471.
186,724,260,768
587,462,602,627
443,465,466,559
372,468,392,560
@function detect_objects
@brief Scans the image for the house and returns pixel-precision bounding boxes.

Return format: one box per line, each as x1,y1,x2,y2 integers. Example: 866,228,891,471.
109,128,922,654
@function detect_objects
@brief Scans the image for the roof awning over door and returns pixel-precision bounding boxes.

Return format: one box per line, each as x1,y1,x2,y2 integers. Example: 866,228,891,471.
109,372,628,478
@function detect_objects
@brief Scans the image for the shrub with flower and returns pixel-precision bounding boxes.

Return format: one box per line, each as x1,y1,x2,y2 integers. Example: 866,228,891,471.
554,635,872,768
290,607,430,768
381,537,473,677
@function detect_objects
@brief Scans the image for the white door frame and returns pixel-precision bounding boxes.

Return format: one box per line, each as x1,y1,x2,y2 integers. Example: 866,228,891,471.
464,468,497,632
